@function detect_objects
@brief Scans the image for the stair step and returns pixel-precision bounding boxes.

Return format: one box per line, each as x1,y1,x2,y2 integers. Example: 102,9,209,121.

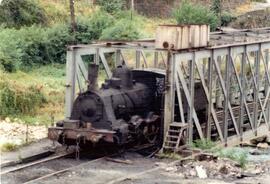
170,122,188,128
163,146,175,149
162,122,188,152
168,130,180,133
165,140,177,144
167,135,179,139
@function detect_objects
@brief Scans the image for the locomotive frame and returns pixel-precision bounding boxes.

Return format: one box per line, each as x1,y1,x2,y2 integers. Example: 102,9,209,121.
49,27,270,151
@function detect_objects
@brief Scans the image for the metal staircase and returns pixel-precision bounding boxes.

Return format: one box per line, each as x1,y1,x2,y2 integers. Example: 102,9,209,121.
162,122,188,153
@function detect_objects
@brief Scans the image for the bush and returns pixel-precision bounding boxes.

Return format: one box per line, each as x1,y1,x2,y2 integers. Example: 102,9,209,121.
0,11,114,71
193,139,216,150
0,51,17,72
100,18,141,40
44,24,73,64
96,0,125,14
217,148,248,168
173,1,218,31
211,0,221,16
0,0,47,28
0,25,69,71
16,26,49,68
0,142,19,152
0,28,23,71
220,12,236,26
0,77,46,116
75,12,114,43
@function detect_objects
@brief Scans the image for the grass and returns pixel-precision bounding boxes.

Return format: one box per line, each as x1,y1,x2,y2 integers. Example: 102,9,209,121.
157,152,182,160
192,139,248,168
192,139,216,150
0,64,66,126
0,142,20,152
216,147,248,168
38,0,96,25
0,140,33,152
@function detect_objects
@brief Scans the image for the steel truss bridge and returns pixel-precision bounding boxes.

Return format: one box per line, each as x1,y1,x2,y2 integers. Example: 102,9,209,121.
64,27,270,150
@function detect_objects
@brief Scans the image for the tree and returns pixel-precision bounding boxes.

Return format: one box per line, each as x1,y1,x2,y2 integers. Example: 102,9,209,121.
69,0,77,35
96,0,124,14
0,0,46,28
173,1,218,31
211,0,222,16
211,0,222,27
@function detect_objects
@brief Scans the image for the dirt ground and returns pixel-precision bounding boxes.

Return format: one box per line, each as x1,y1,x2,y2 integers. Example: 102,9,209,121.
25,151,270,184
1,135,270,184
0,119,48,151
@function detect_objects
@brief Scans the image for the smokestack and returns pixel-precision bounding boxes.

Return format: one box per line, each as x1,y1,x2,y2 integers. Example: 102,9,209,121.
88,64,99,91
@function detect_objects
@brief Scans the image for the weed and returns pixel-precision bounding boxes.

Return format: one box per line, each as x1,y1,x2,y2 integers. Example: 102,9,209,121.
157,152,182,160
220,12,236,26
0,81,46,116
0,142,19,152
216,148,248,168
96,0,124,14
192,139,216,150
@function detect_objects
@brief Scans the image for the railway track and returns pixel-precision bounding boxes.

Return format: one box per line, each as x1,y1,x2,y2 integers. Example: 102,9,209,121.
1,152,72,174
0,149,110,184
0,144,157,184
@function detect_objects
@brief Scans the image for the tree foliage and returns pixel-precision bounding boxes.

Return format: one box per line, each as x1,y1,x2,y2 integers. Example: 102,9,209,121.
0,76,46,116
96,0,125,14
173,1,218,31
75,11,114,43
220,12,236,26
100,18,140,40
211,0,222,16
0,11,115,71
0,0,47,28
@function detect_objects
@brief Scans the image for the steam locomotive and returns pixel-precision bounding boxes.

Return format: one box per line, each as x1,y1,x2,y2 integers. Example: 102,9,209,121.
48,65,166,146
48,62,208,147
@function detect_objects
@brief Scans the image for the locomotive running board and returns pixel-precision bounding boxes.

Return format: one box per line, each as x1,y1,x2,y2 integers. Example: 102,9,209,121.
48,127,115,143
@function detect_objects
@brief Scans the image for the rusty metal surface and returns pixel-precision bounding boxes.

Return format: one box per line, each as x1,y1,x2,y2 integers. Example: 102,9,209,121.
48,127,115,143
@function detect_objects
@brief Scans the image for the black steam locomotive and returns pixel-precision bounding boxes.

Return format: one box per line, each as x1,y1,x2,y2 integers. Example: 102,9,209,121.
48,63,207,147
48,65,165,146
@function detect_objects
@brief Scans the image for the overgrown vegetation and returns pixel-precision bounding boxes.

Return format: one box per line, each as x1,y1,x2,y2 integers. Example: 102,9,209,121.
75,12,114,43
0,2,144,72
100,18,140,40
173,1,218,31
96,0,125,14
0,11,118,71
211,0,236,27
157,152,182,160
193,139,248,168
220,12,236,26
0,0,47,28
216,148,248,168
193,139,216,150
0,72,46,117
0,64,66,124
211,0,222,16
0,142,19,152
